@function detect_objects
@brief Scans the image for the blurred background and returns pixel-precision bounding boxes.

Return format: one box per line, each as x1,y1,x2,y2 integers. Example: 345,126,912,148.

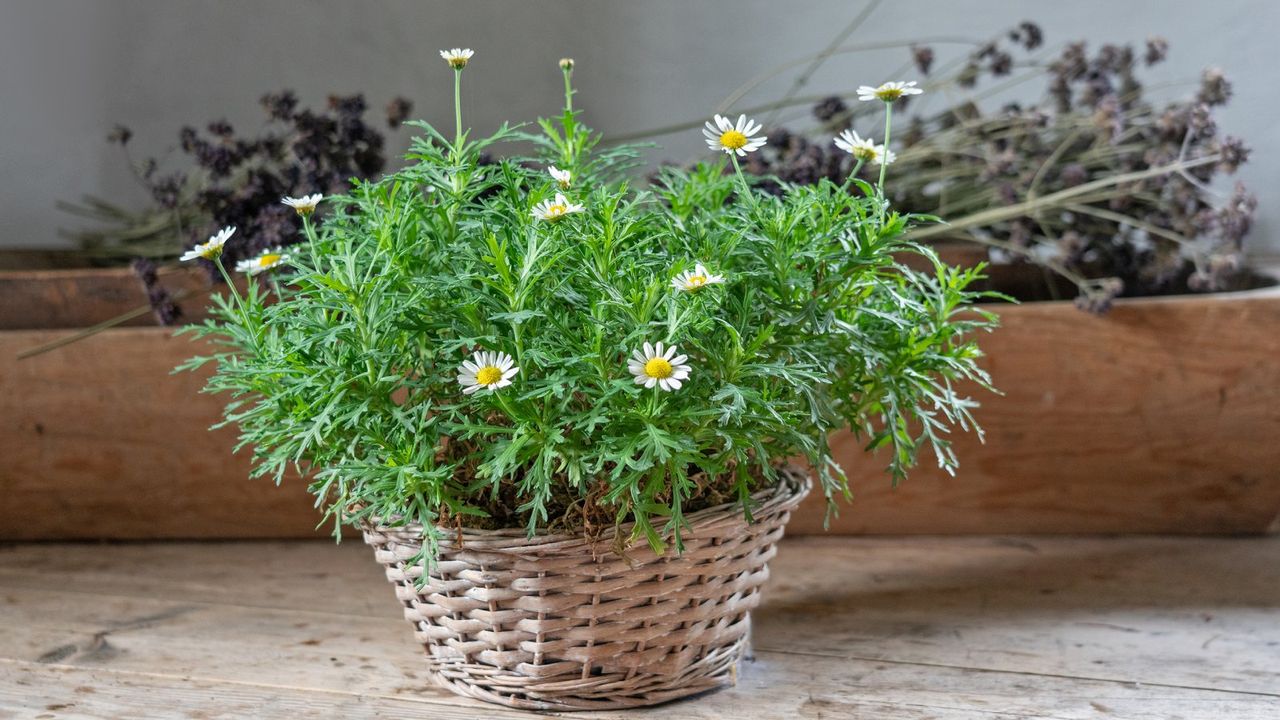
2,0,1273,252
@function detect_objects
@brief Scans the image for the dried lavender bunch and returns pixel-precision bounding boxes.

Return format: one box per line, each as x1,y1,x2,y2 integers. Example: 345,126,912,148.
61,90,412,284
130,257,182,325
744,24,1255,308
744,27,1041,190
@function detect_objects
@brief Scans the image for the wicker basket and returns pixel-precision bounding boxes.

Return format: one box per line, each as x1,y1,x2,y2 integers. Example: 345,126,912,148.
362,467,810,710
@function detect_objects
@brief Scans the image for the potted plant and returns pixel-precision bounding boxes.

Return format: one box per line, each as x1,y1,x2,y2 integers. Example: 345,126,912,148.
176,50,995,709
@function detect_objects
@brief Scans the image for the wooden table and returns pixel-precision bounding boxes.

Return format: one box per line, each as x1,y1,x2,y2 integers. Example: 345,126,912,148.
2,536,1278,718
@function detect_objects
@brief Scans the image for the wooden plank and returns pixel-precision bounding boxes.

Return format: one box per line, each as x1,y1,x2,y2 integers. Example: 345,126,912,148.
1,537,1277,718
0,537,1275,694
0,328,339,540
4,281,1280,540
804,284,1280,534
0,662,538,720
0,265,217,330
5,653,1277,720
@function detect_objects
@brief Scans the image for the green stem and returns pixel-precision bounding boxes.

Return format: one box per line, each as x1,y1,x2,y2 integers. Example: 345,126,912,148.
562,68,575,164
728,154,757,213
453,68,463,156
212,255,250,324
840,159,865,194
300,214,318,244
877,101,893,194
495,389,522,421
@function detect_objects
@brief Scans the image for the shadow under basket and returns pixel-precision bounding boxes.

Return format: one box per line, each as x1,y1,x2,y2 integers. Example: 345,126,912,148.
362,468,810,711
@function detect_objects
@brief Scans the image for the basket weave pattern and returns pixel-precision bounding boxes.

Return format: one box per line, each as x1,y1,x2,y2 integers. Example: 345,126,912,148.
362,468,809,710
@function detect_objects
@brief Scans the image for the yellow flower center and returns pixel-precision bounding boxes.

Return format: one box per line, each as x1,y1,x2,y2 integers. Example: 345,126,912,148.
852,146,877,162
686,275,708,289
447,57,468,69
876,87,904,101
546,204,566,218
644,357,673,379
719,130,748,150
257,253,282,267
475,366,503,386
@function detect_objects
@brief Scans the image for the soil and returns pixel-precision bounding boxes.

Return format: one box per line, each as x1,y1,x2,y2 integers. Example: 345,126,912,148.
440,464,774,539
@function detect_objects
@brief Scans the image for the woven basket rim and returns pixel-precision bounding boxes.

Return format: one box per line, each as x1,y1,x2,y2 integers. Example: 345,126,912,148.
365,464,810,552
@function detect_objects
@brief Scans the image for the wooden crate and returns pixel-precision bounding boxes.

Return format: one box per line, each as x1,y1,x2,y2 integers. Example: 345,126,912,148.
0,258,215,330
795,281,1280,535
3,281,1280,540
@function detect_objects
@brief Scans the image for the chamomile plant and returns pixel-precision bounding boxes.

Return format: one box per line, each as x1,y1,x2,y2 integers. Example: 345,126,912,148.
180,52,998,566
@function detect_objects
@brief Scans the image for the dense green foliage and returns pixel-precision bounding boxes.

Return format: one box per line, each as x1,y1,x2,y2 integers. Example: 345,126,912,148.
181,63,998,564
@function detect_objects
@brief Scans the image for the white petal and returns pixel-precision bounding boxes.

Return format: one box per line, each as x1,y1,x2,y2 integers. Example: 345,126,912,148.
665,377,682,390
462,384,482,395
634,375,648,385
670,354,688,365
502,367,519,380
644,377,658,389
643,341,655,357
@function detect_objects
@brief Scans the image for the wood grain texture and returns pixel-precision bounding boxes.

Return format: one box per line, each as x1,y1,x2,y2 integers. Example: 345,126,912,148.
800,282,1280,535
0,265,217,330
1,537,1277,718
3,283,1280,540
0,327,331,540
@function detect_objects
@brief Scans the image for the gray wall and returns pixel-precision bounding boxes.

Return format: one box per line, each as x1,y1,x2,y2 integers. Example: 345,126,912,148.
2,0,1274,252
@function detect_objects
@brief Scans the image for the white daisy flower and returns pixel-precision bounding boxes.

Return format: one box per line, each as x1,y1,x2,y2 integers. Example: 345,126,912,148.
281,193,323,216
457,350,519,395
628,341,691,392
874,145,897,166
179,226,235,262
531,192,584,222
548,165,572,189
440,48,474,69
702,114,767,156
671,263,725,292
834,129,878,161
559,58,575,70
235,248,289,275
857,80,923,103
